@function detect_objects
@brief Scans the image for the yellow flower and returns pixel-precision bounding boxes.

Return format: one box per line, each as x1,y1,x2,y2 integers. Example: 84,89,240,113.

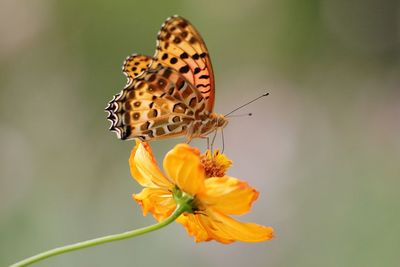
130,142,274,244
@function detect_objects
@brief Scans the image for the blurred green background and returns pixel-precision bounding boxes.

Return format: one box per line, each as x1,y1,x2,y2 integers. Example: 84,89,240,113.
1,0,399,266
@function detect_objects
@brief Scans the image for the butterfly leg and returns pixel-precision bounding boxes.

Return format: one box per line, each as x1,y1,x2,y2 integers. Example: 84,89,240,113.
221,129,225,154
210,129,218,153
198,136,210,150
185,125,195,144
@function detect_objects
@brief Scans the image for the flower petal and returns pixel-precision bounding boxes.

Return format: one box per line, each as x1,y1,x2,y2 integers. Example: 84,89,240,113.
177,209,273,243
199,176,259,215
133,188,176,221
163,144,205,196
176,213,212,242
202,209,274,243
129,141,172,189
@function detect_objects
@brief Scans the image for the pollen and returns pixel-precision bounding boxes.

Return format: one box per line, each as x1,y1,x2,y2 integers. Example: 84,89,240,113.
200,149,233,178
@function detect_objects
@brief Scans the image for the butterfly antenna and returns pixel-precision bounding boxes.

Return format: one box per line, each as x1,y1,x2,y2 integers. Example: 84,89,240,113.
225,93,269,117
227,113,253,118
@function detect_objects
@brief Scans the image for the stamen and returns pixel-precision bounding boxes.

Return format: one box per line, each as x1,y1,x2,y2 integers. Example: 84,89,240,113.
200,149,232,178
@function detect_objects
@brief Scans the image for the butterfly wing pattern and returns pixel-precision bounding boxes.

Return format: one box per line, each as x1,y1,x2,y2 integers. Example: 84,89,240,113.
106,15,227,141
122,54,153,83
153,16,215,112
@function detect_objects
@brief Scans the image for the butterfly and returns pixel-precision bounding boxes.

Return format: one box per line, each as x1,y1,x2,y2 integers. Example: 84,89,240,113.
105,15,228,142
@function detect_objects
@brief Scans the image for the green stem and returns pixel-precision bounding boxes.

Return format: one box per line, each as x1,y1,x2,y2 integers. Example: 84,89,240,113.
10,204,188,267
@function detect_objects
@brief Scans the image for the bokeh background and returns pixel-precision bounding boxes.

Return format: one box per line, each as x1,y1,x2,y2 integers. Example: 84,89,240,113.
1,0,400,266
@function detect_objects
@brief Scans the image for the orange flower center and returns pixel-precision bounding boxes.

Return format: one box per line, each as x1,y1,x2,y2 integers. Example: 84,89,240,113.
200,149,232,178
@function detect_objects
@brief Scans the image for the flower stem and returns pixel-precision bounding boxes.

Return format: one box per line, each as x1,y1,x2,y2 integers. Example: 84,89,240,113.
10,204,188,267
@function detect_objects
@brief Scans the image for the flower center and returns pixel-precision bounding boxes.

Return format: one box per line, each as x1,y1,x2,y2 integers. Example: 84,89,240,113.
200,149,232,178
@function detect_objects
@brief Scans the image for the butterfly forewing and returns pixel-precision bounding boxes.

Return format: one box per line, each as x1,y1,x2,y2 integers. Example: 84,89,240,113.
153,16,215,112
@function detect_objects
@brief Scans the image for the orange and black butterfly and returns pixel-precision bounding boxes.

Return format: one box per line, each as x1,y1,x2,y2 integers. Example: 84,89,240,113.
106,15,228,142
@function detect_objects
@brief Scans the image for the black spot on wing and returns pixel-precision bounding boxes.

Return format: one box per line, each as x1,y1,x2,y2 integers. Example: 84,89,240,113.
179,65,190,73
121,127,131,140
180,52,189,59
173,37,181,44
177,80,185,90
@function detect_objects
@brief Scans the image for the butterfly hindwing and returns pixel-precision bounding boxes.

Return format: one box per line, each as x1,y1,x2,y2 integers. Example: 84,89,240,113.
106,66,207,141
153,15,215,112
122,54,153,84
